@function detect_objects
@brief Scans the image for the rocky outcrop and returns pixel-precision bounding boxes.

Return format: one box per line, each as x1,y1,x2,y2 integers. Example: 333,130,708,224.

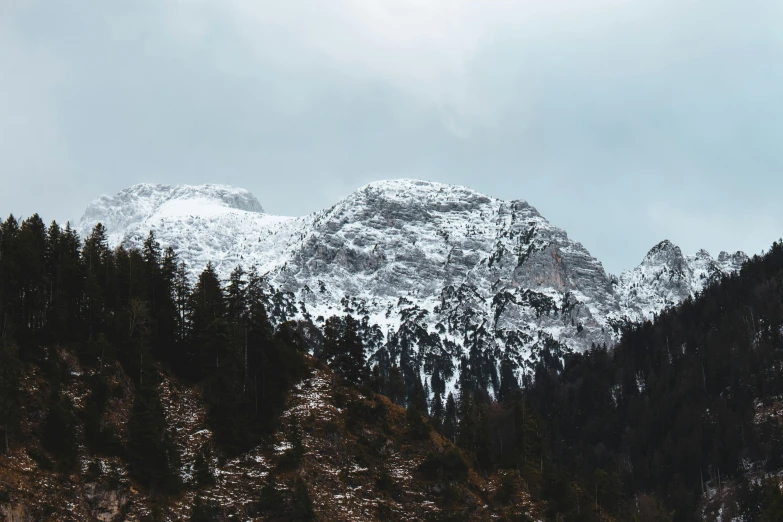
615,240,749,323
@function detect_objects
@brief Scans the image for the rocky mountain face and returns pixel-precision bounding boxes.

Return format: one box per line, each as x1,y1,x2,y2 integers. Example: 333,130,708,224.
77,180,746,393
615,240,748,323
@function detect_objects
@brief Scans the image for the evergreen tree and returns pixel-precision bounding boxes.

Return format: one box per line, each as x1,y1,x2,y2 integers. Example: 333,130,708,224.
17,214,48,349
0,215,21,354
430,392,444,429
42,390,79,471
0,340,21,454
171,260,191,373
188,262,227,379
342,314,368,386
149,245,179,367
127,383,181,494
321,316,342,368
245,267,274,418
409,373,428,415
290,475,316,522
443,392,458,443
82,223,111,344
497,356,519,405
368,363,386,395
82,374,120,455
321,314,368,386
387,364,406,406
226,266,248,334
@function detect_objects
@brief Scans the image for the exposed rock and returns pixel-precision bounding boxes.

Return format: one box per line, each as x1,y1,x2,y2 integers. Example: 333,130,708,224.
78,180,746,391
615,240,749,323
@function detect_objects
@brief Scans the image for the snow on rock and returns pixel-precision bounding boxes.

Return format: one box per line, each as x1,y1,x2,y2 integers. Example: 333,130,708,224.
615,240,748,323
78,183,265,244
78,180,747,386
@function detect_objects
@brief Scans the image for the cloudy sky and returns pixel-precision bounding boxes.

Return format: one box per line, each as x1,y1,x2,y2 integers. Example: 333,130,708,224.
1,0,782,274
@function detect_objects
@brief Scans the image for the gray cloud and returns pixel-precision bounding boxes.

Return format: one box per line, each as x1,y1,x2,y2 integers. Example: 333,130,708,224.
1,0,782,274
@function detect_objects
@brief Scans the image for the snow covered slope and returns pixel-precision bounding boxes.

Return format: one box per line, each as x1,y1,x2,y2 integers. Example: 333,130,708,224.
615,240,748,323
80,184,264,240
78,181,747,388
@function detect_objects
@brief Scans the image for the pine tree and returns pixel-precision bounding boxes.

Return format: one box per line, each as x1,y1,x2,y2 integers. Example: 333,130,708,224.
150,246,179,367
188,262,227,379
245,268,274,417
321,314,368,386
42,390,79,471
142,232,162,272
443,392,458,443
409,374,428,415
201,266,251,452
473,402,493,471
321,316,342,367
17,214,48,348
431,392,444,429
498,356,519,405
342,314,368,386
81,223,113,355
456,392,476,454
388,364,406,406
127,383,181,493
0,215,20,355
171,260,191,373
290,475,316,522
226,266,247,332
43,220,84,344
0,340,21,454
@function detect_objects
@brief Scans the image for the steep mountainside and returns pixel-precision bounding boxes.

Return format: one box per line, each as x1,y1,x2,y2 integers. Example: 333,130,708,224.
0,351,545,521
77,181,745,389
523,240,783,521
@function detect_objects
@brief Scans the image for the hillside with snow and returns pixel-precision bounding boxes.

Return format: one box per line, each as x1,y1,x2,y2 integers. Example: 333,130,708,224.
78,181,747,390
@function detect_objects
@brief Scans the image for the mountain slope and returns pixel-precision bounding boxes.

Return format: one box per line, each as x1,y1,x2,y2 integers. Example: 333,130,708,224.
77,180,746,388
0,352,545,521
524,239,783,521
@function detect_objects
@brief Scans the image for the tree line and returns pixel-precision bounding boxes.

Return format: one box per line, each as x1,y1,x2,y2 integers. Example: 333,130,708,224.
0,214,309,494
3,211,783,520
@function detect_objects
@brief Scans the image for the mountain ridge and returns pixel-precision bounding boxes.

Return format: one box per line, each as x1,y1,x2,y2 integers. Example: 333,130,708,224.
77,180,747,392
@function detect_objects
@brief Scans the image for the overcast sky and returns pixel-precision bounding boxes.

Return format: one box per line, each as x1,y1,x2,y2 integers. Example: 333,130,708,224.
2,0,782,274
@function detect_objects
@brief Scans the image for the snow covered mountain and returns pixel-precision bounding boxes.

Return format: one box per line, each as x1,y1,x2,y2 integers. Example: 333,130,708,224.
615,240,748,323
77,181,747,388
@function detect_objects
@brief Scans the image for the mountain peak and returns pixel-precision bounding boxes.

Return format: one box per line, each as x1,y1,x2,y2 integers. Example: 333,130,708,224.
345,179,544,221
641,240,686,269
647,239,679,254
78,183,263,238
618,240,747,322
353,179,494,205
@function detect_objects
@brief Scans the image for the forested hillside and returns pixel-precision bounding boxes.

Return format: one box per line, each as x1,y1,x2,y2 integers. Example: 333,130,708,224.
524,240,783,520
1,211,782,521
0,214,550,520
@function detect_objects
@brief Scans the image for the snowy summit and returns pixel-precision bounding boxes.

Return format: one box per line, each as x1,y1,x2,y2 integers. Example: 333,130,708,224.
78,180,747,387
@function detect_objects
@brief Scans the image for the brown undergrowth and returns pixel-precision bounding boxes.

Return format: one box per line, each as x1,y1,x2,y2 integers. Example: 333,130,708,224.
1,350,545,521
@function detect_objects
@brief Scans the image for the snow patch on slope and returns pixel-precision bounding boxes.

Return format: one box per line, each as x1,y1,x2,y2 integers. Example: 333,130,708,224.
78,183,264,242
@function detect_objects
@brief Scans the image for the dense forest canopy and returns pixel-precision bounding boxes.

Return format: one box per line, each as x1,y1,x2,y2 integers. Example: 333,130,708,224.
1,212,783,521
0,215,310,484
